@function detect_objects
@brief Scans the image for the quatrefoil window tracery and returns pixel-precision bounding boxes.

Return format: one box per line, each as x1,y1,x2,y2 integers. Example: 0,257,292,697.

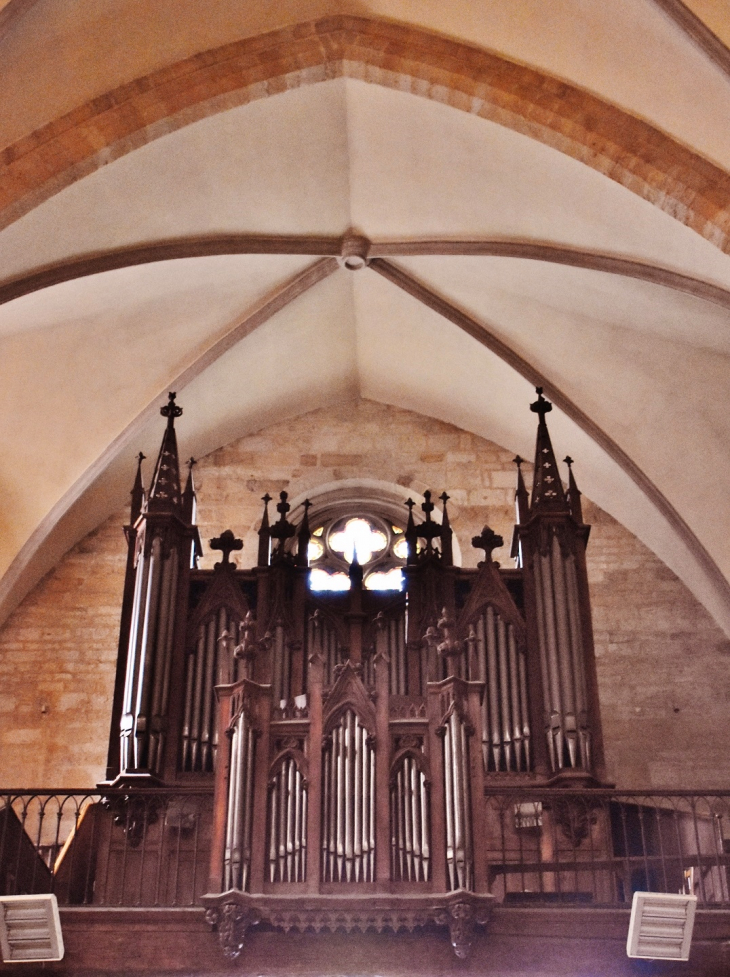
308,514,407,592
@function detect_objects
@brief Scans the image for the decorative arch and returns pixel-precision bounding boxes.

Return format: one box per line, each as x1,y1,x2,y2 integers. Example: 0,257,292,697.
2,16,730,252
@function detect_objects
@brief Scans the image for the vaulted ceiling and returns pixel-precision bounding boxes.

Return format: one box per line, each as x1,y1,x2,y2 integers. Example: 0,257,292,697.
0,0,729,634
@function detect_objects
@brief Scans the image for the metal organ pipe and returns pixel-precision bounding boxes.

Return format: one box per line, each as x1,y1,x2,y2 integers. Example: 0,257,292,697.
133,536,163,769
390,754,430,882
267,755,307,883
565,552,591,769
443,708,473,891
181,608,234,773
321,709,374,883
533,550,564,771
120,533,182,776
225,705,256,891
550,534,578,767
531,531,592,774
120,542,148,772
473,607,530,773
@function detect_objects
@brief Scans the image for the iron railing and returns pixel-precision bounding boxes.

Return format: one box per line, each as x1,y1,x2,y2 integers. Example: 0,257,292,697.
0,788,213,907
1,788,727,908
483,789,730,908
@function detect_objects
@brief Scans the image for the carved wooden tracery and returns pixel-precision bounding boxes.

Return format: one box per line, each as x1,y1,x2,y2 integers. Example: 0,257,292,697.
105,387,607,959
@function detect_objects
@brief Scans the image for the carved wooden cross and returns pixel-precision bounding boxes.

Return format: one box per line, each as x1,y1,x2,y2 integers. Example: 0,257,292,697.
471,525,504,564
209,529,243,564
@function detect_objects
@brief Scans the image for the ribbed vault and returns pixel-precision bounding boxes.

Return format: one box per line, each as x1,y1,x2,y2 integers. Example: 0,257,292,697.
0,7,729,638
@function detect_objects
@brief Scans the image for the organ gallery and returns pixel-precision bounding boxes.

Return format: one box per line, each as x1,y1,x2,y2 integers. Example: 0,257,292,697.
100,386,609,959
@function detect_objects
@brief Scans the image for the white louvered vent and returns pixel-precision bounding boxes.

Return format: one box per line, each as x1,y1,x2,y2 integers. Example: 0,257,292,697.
0,894,64,963
626,892,697,961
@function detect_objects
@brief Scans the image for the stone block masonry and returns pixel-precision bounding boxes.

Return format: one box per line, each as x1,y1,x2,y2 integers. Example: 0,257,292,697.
0,400,727,790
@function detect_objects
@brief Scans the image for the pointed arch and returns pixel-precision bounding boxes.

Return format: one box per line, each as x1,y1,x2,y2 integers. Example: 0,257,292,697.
2,16,730,252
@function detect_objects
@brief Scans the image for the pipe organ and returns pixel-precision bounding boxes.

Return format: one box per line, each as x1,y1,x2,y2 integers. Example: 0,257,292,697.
103,387,606,959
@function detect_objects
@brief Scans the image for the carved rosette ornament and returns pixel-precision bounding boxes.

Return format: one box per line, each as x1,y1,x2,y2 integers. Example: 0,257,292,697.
205,902,261,960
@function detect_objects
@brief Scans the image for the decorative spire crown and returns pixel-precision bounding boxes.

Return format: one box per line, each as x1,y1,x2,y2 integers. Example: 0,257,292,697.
182,457,197,524
130,452,146,523
529,388,568,513
148,392,183,510
513,454,530,524
564,455,584,524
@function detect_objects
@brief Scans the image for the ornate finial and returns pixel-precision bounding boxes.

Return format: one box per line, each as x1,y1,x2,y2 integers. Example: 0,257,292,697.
130,452,147,522
530,387,552,419
529,387,568,513
418,490,442,556
160,391,183,424
147,394,183,508
182,457,197,525
421,490,435,519
513,454,530,525
234,610,258,664
276,491,290,520
269,490,296,558
210,529,243,566
564,456,584,523
297,499,312,566
440,492,453,567
472,525,504,566
423,608,464,678
404,498,418,565
257,493,272,567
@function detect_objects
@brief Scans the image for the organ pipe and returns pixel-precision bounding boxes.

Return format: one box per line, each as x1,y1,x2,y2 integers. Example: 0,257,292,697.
443,708,473,891
225,705,256,891
181,607,237,773
390,754,430,882
267,756,307,883
321,709,374,883
120,534,180,775
472,606,530,773
532,531,591,773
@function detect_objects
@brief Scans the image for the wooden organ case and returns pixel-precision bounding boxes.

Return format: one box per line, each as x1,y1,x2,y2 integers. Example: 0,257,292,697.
103,389,608,960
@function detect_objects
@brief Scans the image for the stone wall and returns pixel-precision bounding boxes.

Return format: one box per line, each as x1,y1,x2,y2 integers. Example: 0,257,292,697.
0,400,727,789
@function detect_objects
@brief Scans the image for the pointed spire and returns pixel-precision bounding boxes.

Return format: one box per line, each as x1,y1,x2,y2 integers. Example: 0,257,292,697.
297,499,312,566
564,456,584,524
513,455,530,524
148,392,183,511
440,492,453,566
257,493,271,567
182,457,197,524
404,498,418,565
348,547,364,586
130,452,146,523
529,388,568,513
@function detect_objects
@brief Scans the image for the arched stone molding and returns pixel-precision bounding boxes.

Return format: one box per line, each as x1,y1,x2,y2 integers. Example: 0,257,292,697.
2,16,730,251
